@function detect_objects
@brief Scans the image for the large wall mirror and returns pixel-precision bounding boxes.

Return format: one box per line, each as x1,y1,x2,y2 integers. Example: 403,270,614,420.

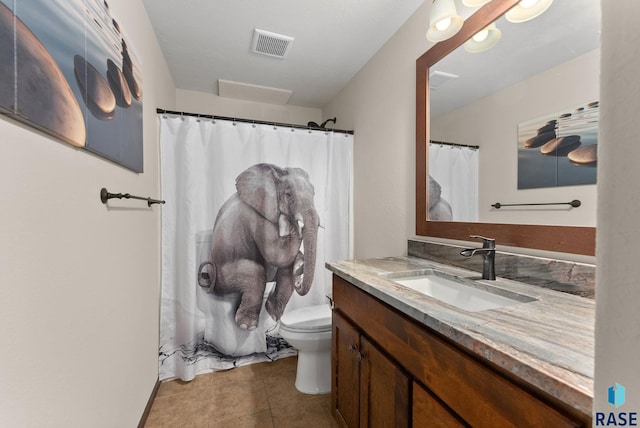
416,0,598,255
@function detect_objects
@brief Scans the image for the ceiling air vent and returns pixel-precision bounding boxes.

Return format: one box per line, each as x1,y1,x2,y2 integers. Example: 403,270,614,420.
429,70,459,91
251,29,295,59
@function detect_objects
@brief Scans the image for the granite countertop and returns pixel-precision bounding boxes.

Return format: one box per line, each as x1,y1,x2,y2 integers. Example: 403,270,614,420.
326,256,594,417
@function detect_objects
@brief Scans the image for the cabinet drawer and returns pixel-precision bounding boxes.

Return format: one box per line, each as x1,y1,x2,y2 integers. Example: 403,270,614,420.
333,275,586,427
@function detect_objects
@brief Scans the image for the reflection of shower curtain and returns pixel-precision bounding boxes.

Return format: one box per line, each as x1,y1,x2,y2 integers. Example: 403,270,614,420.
429,143,479,222
158,115,353,381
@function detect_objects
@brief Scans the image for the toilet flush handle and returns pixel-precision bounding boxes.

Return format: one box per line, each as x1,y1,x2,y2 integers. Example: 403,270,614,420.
325,295,334,309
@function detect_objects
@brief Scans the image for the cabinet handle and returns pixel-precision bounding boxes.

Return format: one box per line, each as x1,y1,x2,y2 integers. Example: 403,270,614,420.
348,344,358,352
356,351,363,362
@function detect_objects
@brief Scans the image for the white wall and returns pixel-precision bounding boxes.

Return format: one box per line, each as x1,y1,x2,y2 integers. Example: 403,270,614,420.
176,89,322,125
594,0,640,416
323,1,432,258
0,0,175,426
431,49,599,227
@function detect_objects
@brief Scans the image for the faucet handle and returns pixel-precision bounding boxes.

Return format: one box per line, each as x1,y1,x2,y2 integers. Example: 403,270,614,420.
469,235,495,249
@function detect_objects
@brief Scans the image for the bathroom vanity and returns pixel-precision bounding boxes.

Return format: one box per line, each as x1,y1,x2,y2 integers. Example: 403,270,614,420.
327,256,593,427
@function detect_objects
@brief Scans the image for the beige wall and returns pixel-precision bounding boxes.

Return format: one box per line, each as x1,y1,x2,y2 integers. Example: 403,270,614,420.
432,49,599,227
0,0,175,426
595,0,640,414
323,1,432,258
176,89,322,125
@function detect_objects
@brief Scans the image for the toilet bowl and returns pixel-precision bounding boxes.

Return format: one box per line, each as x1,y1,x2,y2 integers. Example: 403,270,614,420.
279,304,332,394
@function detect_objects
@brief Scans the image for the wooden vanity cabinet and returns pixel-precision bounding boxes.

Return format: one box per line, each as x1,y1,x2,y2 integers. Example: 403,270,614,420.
331,275,590,428
332,310,410,428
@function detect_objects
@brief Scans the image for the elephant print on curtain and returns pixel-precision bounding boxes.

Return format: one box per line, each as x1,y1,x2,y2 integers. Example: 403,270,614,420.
428,175,453,221
198,163,320,331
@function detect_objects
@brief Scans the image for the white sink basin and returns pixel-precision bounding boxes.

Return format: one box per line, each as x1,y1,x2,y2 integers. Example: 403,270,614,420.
386,269,537,312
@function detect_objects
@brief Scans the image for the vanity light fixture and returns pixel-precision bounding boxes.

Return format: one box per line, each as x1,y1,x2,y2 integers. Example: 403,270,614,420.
463,22,502,53
426,0,464,42
427,0,553,46
505,0,553,23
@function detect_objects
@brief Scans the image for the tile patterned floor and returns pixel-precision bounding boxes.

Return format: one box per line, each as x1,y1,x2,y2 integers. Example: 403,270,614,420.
144,356,338,428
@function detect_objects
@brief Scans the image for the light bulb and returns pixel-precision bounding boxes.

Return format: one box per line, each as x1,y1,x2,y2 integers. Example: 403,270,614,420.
464,22,500,53
426,0,463,42
473,29,489,42
435,17,452,31
519,0,537,8
505,0,553,23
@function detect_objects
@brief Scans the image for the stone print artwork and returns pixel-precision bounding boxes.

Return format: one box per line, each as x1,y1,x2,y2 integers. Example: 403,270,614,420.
0,0,143,172
517,101,598,189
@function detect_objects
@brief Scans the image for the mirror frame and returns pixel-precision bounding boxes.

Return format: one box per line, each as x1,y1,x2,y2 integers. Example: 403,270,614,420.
416,0,596,256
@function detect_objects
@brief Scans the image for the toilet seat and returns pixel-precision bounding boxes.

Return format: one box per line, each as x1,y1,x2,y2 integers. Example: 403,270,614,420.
280,304,332,333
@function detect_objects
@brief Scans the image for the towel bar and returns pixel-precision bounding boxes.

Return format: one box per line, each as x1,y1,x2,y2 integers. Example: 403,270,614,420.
100,188,165,207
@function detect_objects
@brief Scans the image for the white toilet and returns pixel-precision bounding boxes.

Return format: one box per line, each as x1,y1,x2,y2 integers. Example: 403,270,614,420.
279,304,333,394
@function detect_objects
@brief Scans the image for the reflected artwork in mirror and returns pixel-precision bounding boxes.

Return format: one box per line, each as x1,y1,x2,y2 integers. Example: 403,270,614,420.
416,0,597,255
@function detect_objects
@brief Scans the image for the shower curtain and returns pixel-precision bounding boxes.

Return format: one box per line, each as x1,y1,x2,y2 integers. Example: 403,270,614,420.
158,114,353,381
429,143,479,222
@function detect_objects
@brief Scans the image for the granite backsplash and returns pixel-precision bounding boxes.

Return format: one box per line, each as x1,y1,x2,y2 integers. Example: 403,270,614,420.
408,239,595,299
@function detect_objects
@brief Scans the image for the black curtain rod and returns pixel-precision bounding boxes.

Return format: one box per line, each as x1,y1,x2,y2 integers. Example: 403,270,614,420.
429,139,479,150
156,108,354,135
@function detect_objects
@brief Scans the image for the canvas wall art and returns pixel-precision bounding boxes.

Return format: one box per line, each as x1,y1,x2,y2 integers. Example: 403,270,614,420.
517,101,598,189
0,0,143,172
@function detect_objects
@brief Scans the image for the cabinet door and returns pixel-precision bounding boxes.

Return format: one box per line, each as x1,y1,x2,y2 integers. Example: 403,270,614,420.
413,382,467,428
332,312,361,428
360,336,410,428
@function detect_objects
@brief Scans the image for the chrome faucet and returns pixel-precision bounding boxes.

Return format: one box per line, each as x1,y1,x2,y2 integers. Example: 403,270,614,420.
460,235,496,280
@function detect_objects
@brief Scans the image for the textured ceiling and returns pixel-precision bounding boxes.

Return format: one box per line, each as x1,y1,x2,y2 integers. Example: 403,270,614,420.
141,0,425,108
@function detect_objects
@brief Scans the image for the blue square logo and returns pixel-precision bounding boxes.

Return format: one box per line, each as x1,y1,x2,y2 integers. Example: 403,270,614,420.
608,383,626,408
